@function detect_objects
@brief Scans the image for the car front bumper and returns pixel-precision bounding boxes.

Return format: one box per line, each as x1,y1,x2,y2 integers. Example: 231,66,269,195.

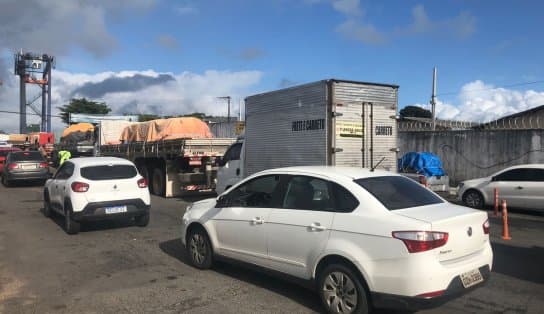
372,264,491,311
72,199,150,222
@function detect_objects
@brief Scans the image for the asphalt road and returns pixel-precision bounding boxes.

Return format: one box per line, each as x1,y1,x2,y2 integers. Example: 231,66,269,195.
0,182,543,314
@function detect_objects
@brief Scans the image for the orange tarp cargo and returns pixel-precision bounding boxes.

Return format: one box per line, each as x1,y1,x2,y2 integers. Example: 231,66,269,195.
61,123,95,138
120,117,213,142
8,134,28,143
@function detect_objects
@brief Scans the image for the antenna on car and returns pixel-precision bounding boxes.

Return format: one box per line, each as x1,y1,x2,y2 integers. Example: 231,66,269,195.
370,157,386,172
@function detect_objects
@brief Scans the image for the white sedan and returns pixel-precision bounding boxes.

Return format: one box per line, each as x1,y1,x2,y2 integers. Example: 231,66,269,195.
43,157,151,234
459,164,544,209
181,166,492,313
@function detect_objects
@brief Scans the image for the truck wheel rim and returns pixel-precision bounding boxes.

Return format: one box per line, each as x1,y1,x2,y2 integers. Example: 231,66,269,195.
322,271,357,314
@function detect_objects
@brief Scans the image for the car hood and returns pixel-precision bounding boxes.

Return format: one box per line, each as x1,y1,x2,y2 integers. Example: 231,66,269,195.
461,177,490,188
188,198,217,211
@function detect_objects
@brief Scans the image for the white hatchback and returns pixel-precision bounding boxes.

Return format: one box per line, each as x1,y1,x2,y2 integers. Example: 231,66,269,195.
181,166,492,313
43,157,151,234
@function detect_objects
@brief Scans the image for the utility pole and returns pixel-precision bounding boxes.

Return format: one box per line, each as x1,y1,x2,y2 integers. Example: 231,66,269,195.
217,96,231,122
430,67,437,131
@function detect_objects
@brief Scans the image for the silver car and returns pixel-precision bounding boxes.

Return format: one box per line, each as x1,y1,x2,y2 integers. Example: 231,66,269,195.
458,164,544,209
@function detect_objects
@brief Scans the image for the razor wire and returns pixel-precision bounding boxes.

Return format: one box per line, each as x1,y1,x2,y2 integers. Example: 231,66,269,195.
398,115,544,132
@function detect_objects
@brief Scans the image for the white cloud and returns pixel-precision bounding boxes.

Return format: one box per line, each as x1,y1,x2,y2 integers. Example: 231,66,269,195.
336,20,386,45
175,6,199,15
409,80,544,123
306,1,477,45
0,68,262,133
157,34,180,50
331,0,362,17
402,5,476,38
0,0,156,58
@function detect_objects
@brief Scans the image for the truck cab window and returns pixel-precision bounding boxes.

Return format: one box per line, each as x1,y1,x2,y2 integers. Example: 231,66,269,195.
224,143,242,162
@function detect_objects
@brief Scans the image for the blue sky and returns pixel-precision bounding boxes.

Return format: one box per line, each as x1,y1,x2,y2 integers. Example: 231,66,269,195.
1,0,544,131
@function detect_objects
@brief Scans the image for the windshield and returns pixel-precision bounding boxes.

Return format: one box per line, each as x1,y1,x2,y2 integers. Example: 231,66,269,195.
355,176,443,210
80,165,137,180
9,151,45,162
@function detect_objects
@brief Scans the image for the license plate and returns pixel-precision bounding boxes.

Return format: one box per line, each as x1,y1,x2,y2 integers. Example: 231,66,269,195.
104,206,127,214
22,164,36,169
460,268,484,288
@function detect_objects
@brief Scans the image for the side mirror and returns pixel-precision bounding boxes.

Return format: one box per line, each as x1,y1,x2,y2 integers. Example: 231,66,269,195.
217,157,226,167
491,176,497,182
216,195,225,208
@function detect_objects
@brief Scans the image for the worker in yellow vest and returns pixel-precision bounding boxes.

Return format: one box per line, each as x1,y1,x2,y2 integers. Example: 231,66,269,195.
58,150,71,166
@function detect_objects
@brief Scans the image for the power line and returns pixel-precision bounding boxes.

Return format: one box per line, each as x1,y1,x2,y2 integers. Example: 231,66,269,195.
0,109,62,118
437,80,544,97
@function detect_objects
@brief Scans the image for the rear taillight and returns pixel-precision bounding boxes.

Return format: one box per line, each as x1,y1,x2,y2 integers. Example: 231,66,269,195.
71,182,89,192
483,219,490,234
416,290,445,299
7,163,18,170
392,231,449,253
39,162,48,168
418,175,427,186
137,178,148,188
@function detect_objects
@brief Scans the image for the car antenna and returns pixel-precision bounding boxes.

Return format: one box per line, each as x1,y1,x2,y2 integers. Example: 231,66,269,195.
370,157,386,172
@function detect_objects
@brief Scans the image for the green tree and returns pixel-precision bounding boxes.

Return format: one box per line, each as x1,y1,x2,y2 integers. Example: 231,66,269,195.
27,124,40,132
137,114,161,122
58,98,111,125
399,106,432,119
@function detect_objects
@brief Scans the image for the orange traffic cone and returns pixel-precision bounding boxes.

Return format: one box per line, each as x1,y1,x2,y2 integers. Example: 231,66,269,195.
501,200,511,240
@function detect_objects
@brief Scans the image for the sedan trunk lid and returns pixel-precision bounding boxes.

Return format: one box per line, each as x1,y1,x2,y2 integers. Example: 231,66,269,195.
395,203,489,262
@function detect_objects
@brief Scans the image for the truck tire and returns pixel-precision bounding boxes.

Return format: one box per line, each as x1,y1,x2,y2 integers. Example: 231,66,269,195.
139,165,149,182
151,167,165,196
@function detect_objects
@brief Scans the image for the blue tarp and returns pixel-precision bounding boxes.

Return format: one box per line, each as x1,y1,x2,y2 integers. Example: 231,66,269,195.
398,152,446,177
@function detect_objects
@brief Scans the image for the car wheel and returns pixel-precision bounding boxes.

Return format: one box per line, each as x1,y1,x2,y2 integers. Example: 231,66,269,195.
2,175,10,187
64,202,80,235
43,191,52,218
318,264,370,314
135,213,150,227
463,190,484,209
186,227,213,269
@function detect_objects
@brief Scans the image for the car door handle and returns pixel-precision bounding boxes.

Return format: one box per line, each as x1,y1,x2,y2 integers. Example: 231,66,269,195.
251,217,264,225
516,186,523,190
309,223,327,231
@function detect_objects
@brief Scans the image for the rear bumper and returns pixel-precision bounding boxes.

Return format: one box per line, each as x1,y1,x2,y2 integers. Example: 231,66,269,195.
72,199,150,222
371,265,491,311
4,170,50,181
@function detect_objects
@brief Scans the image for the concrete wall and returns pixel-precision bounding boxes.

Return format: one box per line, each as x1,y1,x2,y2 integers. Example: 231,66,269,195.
399,130,544,185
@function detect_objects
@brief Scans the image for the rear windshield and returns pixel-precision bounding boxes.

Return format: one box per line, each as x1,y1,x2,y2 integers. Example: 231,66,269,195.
9,151,45,161
0,150,19,157
80,165,137,180
355,176,443,210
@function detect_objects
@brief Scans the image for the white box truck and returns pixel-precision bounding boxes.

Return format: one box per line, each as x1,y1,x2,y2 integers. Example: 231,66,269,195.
216,79,400,194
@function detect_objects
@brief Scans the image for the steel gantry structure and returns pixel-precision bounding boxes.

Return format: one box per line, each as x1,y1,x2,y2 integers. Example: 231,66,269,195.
14,51,55,133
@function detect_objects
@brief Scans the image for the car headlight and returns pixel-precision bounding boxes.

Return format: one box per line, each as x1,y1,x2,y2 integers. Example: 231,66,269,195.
185,203,193,212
